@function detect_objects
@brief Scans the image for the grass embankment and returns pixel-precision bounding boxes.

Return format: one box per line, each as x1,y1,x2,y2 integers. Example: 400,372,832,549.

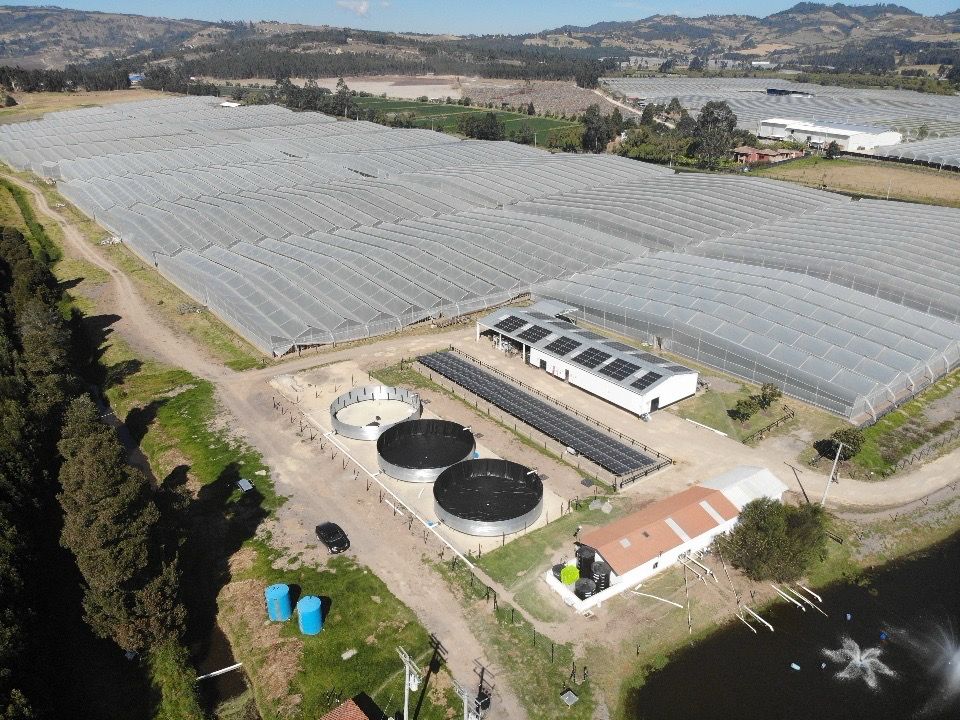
673,383,795,442
0,177,61,262
0,88,170,124
754,155,960,208
3,168,266,370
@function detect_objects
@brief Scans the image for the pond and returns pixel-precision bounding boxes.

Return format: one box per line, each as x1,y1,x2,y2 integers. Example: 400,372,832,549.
626,532,960,720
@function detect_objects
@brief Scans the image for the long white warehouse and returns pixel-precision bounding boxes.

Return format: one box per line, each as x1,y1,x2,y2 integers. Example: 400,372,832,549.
758,118,902,153
477,303,697,416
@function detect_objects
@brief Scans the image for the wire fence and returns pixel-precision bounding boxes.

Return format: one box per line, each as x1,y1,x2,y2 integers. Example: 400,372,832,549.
742,405,796,444
881,423,960,476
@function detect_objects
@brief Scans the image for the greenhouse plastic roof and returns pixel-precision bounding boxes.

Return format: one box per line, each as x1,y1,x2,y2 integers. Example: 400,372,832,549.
3,95,958,421
602,77,960,140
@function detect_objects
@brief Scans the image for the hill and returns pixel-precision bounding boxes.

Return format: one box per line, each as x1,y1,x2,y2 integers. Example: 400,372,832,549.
542,3,960,55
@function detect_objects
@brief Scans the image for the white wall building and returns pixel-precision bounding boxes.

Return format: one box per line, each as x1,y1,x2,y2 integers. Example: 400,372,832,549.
545,466,788,613
477,302,698,416
758,118,903,153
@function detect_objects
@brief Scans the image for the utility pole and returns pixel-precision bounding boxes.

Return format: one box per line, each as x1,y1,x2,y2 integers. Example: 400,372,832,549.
453,679,484,720
821,441,844,507
397,646,422,720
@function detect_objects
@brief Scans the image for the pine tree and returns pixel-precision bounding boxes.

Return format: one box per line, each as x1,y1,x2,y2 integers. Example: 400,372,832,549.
57,395,171,652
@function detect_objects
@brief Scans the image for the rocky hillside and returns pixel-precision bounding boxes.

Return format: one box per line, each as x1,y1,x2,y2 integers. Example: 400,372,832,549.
0,5,319,69
544,3,960,55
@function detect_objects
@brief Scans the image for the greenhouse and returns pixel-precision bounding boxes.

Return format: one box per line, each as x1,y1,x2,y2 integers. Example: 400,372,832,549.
1,95,958,421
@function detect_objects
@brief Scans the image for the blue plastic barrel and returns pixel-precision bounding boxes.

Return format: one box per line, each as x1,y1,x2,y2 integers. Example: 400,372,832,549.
265,583,292,622
297,595,323,635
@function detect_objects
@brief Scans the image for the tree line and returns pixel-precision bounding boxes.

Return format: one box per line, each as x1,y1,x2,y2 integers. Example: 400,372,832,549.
0,64,131,93
0,223,191,717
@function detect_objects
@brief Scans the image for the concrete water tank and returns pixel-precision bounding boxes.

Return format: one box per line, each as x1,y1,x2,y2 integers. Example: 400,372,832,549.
265,583,292,622
297,595,323,635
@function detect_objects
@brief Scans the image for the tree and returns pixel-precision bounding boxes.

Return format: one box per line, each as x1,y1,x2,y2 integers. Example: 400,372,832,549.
758,383,782,409
692,101,738,168
675,110,696,135
456,112,505,141
730,395,760,423
546,125,584,151
716,498,826,582
57,395,178,652
581,104,614,153
666,97,683,116
689,56,706,72
825,140,841,159
822,427,865,461
510,122,535,145
526,101,535,116
916,124,930,140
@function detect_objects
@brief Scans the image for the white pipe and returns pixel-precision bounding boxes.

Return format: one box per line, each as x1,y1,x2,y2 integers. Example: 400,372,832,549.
783,585,812,607
685,554,717,582
743,605,774,632
796,583,823,603
630,590,684,608
736,612,758,633
789,586,829,617
679,558,705,583
771,584,805,611
196,663,242,681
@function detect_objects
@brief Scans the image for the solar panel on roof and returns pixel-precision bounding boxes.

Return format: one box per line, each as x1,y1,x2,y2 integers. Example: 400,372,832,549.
547,321,574,329
631,352,669,365
494,315,526,333
631,372,663,390
599,358,642,381
517,325,551,343
572,348,612,369
526,311,555,321
602,341,637,352
543,336,582,356
573,330,605,341
418,351,656,475
665,364,693,373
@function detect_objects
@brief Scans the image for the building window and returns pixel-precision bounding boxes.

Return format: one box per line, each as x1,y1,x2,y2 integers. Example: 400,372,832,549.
652,561,658,569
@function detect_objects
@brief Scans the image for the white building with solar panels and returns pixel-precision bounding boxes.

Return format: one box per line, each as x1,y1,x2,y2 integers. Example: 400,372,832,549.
477,303,698,416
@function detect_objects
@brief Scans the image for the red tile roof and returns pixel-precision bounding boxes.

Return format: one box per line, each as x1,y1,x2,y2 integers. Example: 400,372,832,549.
580,486,739,575
319,699,373,720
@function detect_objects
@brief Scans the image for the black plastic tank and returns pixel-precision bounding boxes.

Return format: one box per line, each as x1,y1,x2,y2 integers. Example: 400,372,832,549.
591,560,611,592
574,578,596,600
576,545,596,578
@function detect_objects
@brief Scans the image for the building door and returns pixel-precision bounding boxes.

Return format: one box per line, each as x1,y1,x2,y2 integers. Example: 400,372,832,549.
564,369,569,381
539,360,547,370
650,397,660,412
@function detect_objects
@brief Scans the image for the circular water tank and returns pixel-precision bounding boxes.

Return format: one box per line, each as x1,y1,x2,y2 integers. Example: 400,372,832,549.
591,561,611,592
264,583,292,622
297,595,323,636
377,419,475,483
574,578,596,600
433,459,543,536
576,545,596,578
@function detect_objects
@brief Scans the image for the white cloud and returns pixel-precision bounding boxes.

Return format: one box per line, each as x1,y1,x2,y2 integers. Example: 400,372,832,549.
337,0,371,16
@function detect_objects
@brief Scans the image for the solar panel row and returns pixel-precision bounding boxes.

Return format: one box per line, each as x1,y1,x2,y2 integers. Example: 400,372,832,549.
631,372,663,391
599,358,641,381
543,336,582,356
494,316,527,333
517,325,551,343
572,348,612,369
418,352,655,475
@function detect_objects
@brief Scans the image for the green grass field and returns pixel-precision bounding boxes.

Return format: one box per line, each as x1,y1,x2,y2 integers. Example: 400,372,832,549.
353,96,580,137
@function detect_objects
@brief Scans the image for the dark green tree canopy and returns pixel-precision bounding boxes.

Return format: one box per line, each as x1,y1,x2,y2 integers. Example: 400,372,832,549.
716,498,827,582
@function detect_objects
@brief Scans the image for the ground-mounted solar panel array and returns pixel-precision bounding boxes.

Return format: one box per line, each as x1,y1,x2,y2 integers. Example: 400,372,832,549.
602,77,960,141
418,351,656,475
2,94,959,422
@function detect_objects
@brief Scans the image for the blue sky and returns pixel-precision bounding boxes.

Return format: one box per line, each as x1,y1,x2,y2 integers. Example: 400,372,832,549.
14,1,960,35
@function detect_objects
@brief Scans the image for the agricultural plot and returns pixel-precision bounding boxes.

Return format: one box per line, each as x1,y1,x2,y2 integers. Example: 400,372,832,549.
354,96,580,135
